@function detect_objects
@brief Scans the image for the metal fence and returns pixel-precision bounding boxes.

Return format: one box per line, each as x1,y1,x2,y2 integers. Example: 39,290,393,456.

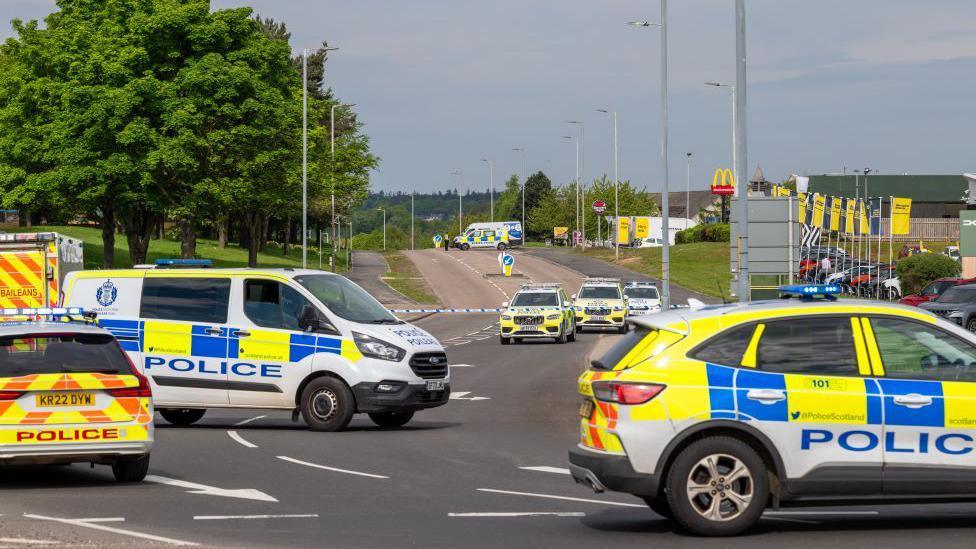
825,218,958,243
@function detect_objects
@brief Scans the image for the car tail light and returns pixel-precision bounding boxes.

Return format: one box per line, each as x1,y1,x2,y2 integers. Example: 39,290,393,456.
108,341,152,398
0,391,23,401
592,381,665,405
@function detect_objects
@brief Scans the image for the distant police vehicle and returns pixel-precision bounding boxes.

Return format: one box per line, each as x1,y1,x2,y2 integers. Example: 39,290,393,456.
499,283,576,345
624,282,661,316
63,262,449,431
572,278,627,333
570,284,976,536
453,227,511,251
459,222,523,245
0,308,153,482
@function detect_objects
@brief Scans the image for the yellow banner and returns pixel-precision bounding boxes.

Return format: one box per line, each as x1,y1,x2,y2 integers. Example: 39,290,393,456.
798,193,808,224
777,186,792,197
844,199,855,235
891,197,912,235
617,217,630,244
812,194,826,228
830,197,842,232
858,200,870,235
635,218,649,238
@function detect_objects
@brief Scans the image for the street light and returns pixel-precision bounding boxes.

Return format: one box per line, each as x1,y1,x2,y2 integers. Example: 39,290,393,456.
512,148,526,244
562,135,579,240
377,207,386,250
330,101,355,272
481,158,494,222
451,170,463,234
597,109,619,260
686,152,692,223
302,45,339,269
705,82,737,194
567,120,584,246
629,9,670,310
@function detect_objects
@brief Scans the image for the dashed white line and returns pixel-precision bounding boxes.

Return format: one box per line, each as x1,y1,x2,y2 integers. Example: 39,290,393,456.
227,430,257,448
277,456,389,479
234,415,266,426
73,518,125,523
193,514,319,521
0,538,61,545
453,341,471,346
476,488,644,508
519,466,571,475
448,512,584,518
24,514,197,547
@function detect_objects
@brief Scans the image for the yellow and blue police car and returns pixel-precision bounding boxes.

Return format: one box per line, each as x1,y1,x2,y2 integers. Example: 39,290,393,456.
570,284,976,536
573,278,627,334
0,308,153,482
624,281,661,317
499,283,576,345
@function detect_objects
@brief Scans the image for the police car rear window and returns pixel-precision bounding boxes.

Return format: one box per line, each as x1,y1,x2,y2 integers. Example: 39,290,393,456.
689,324,755,367
0,334,131,376
593,327,651,370
140,278,230,324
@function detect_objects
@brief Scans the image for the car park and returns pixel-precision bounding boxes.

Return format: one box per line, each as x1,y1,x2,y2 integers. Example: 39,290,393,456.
499,283,576,344
570,284,976,536
0,307,153,482
572,278,627,334
624,282,661,316
900,277,976,307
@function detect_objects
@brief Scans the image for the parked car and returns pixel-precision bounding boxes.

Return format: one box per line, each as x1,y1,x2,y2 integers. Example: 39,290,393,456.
920,283,976,331
943,246,961,262
900,277,976,307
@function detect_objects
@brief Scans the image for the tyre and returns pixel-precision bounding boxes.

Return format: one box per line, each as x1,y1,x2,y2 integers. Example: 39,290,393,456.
575,324,583,334
556,329,567,344
643,496,673,519
665,436,769,537
112,454,150,483
500,336,511,345
514,337,523,344
967,318,976,333
617,324,628,334
497,243,508,251
368,411,414,428
460,243,470,251
159,408,206,426
567,324,577,342
300,377,355,432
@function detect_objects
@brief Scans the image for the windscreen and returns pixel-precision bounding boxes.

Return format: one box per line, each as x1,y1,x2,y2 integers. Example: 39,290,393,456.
511,292,559,307
0,334,132,376
626,287,659,299
922,280,955,296
295,274,400,324
936,287,976,304
579,286,621,300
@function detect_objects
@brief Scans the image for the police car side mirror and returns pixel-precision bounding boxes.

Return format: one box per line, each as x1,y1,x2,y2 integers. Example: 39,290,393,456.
501,301,509,308
571,294,577,300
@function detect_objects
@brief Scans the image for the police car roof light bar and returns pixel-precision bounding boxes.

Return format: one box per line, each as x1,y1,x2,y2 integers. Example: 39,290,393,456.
155,258,213,268
0,232,56,243
778,284,841,302
584,277,621,284
519,283,562,290
0,307,95,323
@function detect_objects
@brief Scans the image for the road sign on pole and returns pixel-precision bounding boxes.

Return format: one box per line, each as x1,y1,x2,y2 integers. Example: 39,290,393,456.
498,252,515,277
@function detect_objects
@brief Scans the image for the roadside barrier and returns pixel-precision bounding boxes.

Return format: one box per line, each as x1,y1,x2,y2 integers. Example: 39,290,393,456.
388,308,504,314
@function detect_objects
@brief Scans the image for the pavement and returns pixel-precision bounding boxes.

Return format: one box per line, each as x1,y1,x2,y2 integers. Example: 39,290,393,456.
4,247,976,547
346,250,415,308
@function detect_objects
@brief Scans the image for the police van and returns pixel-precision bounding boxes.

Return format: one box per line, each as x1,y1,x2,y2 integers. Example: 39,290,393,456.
63,264,449,431
571,284,976,536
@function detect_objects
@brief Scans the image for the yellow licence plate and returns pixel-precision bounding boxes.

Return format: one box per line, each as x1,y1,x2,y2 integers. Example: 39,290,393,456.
36,393,95,408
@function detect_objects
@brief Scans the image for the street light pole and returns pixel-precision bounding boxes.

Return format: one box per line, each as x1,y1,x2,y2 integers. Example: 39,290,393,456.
512,148,526,244
734,0,749,302
411,191,415,250
597,109,619,258
481,159,494,222
562,135,579,241
686,152,692,222
301,49,307,268
452,170,463,234
377,208,386,250
567,121,584,246
329,101,354,273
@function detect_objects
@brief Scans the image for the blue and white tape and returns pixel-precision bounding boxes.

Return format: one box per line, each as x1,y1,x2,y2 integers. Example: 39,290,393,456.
388,308,504,314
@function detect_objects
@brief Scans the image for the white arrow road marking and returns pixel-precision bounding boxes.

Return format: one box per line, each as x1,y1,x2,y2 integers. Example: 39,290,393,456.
519,466,571,475
449,392,491,401
450,364,476,368
193,514,319,521
448,512,584,517
277,456,389,479
227,430,257,448
145,475,277,502
234,415,266,426
23,515,197,547
476,488,644,508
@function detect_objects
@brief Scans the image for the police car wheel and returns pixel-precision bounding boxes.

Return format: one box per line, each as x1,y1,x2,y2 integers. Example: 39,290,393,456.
665,437,768,537
967,318,976,333
500,336,511,345
617,324,628,334
555,330,567,344
159,408,206,426
301,377,354,432
460,243,470,251
112,454,150,483
368,411,414,428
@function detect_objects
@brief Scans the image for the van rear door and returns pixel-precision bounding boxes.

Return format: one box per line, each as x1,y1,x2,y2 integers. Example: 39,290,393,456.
0,249,46,309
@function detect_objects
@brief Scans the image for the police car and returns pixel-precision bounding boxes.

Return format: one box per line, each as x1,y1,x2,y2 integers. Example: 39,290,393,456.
572,278,627,333
570,284,976,536
624,281,661,316
0,308,153,482
499,283,576,344
63,263,449,432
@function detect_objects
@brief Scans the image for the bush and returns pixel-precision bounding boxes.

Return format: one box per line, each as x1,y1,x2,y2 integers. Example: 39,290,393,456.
675,223,729,244
895,253,961,296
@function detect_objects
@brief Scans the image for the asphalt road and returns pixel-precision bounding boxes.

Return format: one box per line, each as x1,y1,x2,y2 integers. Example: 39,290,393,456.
3,248,976,547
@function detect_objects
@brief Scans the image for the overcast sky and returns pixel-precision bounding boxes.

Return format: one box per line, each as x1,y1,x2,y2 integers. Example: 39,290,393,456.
4,0,976,195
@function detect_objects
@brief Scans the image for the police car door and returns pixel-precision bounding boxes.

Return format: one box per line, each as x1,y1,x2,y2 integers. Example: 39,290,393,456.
736,316,883,495
863,316,976,495
140,275,231,405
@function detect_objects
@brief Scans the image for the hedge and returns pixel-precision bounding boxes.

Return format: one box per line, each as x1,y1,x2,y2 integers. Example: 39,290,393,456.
675,223,730,244
895,253,961,296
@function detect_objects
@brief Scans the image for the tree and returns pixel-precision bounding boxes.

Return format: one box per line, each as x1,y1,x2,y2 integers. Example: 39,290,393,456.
494,174,520,221
523,171,552,238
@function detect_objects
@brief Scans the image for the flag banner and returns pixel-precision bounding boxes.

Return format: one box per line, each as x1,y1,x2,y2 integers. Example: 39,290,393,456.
830,197,842,232
798,192,808,224
858,200,870,236
771,184,779,197
617,216,630,244
844,198,855,235
869,197,883,236
812,194,826,228
801,224,821,248
776,186,792,197
891,197,912,235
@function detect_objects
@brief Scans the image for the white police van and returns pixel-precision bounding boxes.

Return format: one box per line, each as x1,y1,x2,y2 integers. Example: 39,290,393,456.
63,262,449,431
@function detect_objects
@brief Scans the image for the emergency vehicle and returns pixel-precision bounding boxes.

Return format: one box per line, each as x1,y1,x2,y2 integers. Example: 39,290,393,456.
572,278,627,333
499,283,576,344
0,232,83,309
63,263,449,432
453,227,510,251
570,284,976,536
0,308,153,482
624,282,661,316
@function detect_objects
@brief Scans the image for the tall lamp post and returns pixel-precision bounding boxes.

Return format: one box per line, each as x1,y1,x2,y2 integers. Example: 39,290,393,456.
704,82,736,192
597,109,619,259
329,101,355,272
377,208,386,251
686,152,692,222
480,159,494,222
451,170,463,234
629,11,669,310
562,135,579,241
512,148,526,244
567,121,584,246
302,45,339,269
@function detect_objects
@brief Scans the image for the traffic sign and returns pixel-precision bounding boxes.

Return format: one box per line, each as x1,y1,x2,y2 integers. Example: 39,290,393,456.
498,252,515,277
592,200,607,214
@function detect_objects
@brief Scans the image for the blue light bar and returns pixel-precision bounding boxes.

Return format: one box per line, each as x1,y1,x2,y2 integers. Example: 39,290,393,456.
155,259,213,267
778,284,841,301
0,307,85,317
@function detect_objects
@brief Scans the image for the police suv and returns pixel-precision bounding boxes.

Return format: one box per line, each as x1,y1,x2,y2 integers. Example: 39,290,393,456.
624,281,661,317
0,308,153,482
571,285,976,536
63,263,449,431
499,283,576,344
573,278,627,333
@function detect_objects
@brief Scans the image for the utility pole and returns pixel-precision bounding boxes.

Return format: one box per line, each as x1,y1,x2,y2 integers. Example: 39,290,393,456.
734,0,749,302
411,191,415,250
377,208,386,250
452,170,463,234
597,109,619,254
481,159,494,222
686,152,692,222
512,148,526,244
301,49,307,268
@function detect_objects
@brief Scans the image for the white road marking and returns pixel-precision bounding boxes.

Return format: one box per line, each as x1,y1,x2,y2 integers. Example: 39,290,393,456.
0,538,61,545
477,488,644,508
766,511,879,516
227,430,257,448
234,415,266,426
193,514,319,521
448,512,584,517
72,518,125,523
277,456,389,479
450,363,476,368
24,514,197,547
762,516,819,525
145,475,277,502
519,466,571,475
452,341,471,346
451,391,471,398
450,392,491,401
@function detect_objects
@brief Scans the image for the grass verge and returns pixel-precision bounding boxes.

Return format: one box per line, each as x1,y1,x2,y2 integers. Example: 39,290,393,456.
382,251,440,304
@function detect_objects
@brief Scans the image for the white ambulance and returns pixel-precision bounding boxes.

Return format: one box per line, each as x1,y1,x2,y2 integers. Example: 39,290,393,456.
63,265,450,431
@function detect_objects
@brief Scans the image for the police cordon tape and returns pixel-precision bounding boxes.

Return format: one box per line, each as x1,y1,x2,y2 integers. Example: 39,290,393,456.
388,308,504,314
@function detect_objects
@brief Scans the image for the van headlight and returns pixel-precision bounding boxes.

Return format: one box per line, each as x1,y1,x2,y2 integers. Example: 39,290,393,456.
353,332,405,362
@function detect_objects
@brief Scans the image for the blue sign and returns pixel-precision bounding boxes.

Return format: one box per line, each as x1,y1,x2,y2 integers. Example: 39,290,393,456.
501,254,514,266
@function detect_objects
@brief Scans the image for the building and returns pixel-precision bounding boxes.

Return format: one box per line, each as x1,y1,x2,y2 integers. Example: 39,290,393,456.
648,190,722,222
806,174,968,218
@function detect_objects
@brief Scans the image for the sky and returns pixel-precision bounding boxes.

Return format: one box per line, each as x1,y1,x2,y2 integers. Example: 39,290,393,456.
3,0,976,195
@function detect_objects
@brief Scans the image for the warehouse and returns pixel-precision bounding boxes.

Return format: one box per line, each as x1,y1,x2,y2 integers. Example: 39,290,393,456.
805,174,968,218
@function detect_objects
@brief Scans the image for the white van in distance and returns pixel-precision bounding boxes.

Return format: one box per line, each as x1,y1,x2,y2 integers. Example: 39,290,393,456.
63,267,450,431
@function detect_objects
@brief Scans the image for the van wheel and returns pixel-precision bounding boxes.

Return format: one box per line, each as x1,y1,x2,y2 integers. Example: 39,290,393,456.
460,243,470,251
497,243,508,251
112,454,150,483
665,436,769,536
300,377,355,432
368,411,414,428
159,408,206,426
618,324,628,334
